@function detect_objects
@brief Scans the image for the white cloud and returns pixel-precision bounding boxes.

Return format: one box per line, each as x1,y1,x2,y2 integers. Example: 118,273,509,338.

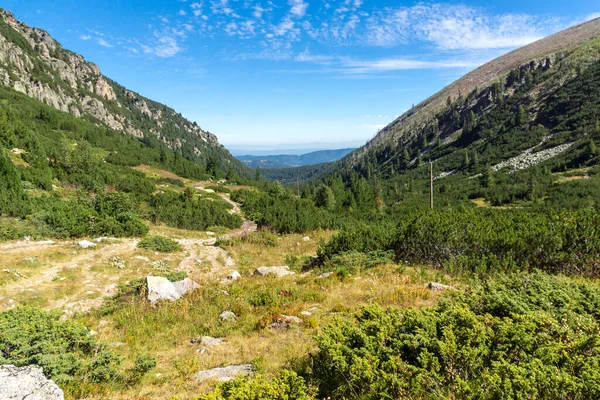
141,31,184,57
253,4,266,19
178,10,187,16
80,34,91,40
289,0,308,18
273,17,296,36
295,49,336,64
586,13,600,21
340,57,480,75
97,38,113,47
211,0,236,16
365,4,555,49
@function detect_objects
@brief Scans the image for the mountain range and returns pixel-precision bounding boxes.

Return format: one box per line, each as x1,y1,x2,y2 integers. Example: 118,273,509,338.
236,148,356,169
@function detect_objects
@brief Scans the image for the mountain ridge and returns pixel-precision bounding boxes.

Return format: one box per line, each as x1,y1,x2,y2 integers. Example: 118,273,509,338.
0,9,248,177
344,16,600,170
237,148,356,169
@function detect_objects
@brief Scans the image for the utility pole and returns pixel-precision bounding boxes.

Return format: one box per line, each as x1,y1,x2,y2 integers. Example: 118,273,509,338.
430,159,434,210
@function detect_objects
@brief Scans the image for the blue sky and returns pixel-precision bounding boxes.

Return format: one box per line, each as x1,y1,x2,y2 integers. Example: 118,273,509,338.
3,1,599,151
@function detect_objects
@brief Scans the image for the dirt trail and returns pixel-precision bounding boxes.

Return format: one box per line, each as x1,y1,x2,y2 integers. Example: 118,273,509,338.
0,239,139,313
0,194,252,314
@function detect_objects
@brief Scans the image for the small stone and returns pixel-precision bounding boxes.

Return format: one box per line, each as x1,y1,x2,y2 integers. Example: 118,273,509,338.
425,282,452,291
317,272,333,279
269,314,303,330
135,256,150,262
196,347,208,354
302,236,311,242
155,373,163,378
196,364,253,382
88,330,98,336
254,266,295,278
226,271,241,281
219,310,237,323
77,240,96,249
300,311,312,317
191,336,225,346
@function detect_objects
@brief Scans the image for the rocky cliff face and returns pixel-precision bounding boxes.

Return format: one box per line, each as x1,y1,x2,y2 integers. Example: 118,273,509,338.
0,10,233,167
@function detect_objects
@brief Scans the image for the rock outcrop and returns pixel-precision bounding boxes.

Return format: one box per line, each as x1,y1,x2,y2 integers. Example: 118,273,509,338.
0,365,64,400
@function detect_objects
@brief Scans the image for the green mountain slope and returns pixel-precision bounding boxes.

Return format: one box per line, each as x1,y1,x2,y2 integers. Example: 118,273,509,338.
0,9,249,178
322,17,600,210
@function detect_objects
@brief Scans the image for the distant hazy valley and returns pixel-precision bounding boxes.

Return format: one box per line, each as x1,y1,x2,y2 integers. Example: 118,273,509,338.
236,148,355,168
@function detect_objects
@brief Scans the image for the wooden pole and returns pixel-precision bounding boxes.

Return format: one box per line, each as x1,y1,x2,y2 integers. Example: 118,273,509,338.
430,160,434,210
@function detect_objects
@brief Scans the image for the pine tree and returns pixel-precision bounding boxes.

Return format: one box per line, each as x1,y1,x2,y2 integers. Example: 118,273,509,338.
463,150,470,168
255,166,261,182
480,165,494,188
400,149,410,170
516,105,528,125
472,149,479,166
0,146,24,215
315,184,336,211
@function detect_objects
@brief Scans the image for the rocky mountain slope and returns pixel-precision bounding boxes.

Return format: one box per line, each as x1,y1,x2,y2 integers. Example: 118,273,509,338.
0,9,247,176
341,17,600,175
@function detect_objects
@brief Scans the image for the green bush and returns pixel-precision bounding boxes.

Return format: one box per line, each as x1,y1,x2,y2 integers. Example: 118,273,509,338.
0,306,119,384
319,208,600,276
321,250,394,276
137,236,182,252
312,272,600,399
196,370,315,400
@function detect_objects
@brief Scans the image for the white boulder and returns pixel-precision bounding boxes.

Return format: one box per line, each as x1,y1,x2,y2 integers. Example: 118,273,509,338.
0,365,64,400
146,276,200,304
77,240,96,249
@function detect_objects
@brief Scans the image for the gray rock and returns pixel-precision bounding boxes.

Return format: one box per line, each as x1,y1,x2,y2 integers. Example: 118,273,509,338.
225,271,241,281
190,336,226,346
425,282,452,291
77,240,96,249
254,266,295,278
0,365,64,400
317,272,334,279
219,310,237,322
269,314,303,330
196,364,253,382
146,276,200,304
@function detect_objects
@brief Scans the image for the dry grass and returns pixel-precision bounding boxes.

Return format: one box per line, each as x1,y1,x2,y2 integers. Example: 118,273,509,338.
59,229,452,400
134,165,185,181
221,230,336,273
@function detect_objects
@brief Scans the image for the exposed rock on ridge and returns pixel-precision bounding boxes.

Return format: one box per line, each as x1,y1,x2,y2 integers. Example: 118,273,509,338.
0,9,231,165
